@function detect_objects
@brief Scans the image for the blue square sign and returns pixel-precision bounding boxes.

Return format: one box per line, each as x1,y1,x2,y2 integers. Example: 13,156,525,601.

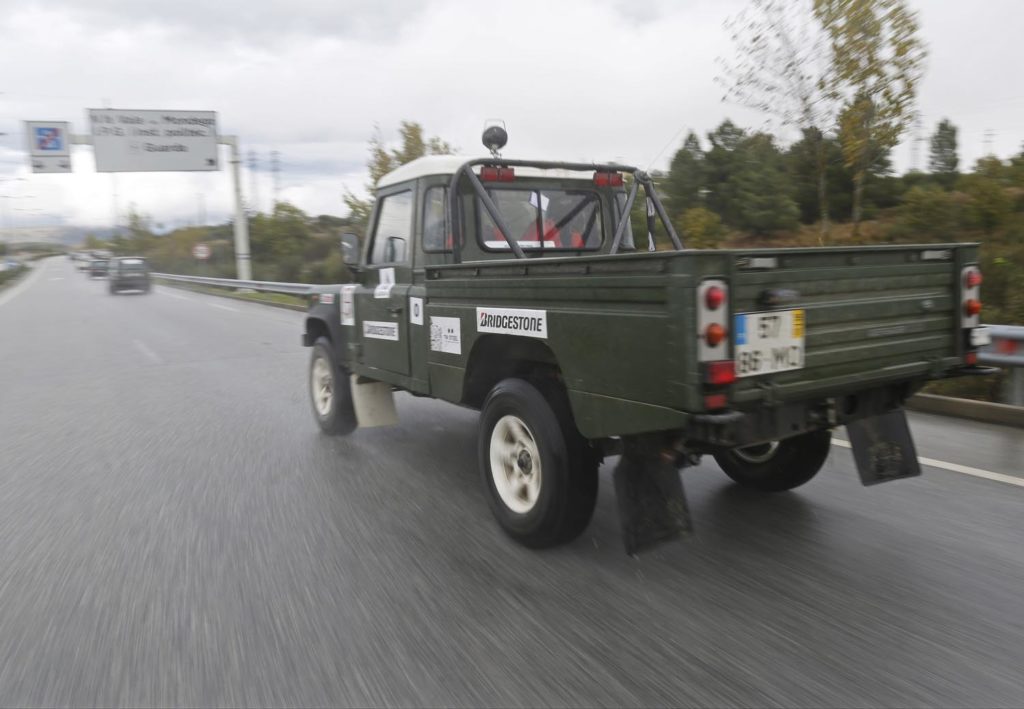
35,127,63,151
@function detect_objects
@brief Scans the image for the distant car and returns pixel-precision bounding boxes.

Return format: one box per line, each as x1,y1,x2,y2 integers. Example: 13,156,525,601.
108,257,151,294
88,259,109,278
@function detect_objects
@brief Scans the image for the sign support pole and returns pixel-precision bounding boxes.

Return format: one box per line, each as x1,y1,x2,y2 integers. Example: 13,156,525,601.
68,132,253,282
220,136,252,281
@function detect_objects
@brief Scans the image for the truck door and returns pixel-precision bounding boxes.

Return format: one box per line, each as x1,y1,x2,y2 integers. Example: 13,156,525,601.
356,187,413,378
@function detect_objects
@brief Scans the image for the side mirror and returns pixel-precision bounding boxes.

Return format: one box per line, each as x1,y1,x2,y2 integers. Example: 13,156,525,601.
340,233,360,266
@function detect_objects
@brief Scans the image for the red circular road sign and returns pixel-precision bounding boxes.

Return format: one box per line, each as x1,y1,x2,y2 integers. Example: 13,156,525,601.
192,243,211,260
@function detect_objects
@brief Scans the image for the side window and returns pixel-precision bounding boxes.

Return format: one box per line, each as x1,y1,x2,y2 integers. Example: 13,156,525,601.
422,186,449,252
369,190,413,264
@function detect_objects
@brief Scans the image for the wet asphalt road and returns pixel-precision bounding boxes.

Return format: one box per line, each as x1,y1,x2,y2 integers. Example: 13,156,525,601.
1,258,1022,707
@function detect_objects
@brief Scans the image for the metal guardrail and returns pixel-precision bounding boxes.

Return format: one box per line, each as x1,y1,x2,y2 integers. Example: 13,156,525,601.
151,272,332,296
978,325,1024,406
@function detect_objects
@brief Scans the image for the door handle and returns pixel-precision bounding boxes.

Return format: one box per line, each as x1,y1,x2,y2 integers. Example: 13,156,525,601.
388,305,404,315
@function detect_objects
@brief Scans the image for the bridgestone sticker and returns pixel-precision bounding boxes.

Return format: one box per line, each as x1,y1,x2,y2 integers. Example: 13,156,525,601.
409,296,424,325
476,307,547,339
430,316,461,354
363,320,399,341
340,285,356,326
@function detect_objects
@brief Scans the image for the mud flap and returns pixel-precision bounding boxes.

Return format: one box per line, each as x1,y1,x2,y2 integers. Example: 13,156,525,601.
613,437,692,555
845,408,921,486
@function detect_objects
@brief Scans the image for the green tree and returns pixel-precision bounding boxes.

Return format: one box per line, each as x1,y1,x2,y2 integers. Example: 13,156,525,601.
816,0,926,236
895,184,959,241
928,118,959,188
720,0,839,242
663,132,706,219
729,133,800,234
958,166,1011,234
83,234,106,251
703,120,747,225
787,128,855,224
343,121,455,232
676,207,725,248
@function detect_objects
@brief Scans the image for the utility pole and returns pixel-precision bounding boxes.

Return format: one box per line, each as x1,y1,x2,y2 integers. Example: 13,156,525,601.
984,129,995,155
248,149,259,215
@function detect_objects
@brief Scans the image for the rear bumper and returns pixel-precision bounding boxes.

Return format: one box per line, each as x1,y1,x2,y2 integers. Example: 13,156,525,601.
687,383,919,449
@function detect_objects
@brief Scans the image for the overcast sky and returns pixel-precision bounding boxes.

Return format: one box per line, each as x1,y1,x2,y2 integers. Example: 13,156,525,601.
1,0,1022,233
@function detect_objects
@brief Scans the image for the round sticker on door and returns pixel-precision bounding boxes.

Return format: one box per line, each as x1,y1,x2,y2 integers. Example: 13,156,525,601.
409,296,423,325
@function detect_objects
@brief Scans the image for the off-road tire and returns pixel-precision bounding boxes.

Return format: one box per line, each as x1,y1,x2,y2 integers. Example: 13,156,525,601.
478,378,598,548
309,337,357,436
714,429,832,492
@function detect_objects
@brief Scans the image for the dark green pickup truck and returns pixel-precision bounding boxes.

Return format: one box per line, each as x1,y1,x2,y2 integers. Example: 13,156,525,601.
303,136,991,553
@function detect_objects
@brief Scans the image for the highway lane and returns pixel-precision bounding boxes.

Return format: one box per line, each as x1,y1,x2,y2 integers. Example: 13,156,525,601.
1,257,1022,707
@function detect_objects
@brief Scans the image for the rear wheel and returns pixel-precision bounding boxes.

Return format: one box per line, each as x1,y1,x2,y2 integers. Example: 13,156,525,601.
478,378,598,548
309,337,357,436
713,429,832,492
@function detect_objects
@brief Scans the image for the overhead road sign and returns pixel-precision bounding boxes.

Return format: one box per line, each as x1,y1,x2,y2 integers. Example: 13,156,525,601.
25,121,72,173
88,109,219,172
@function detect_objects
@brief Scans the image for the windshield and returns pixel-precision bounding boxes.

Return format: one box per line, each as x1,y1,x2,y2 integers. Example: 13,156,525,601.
479,187,603,251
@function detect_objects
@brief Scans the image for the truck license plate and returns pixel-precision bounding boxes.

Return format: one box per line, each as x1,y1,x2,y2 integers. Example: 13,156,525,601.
734,309,805,377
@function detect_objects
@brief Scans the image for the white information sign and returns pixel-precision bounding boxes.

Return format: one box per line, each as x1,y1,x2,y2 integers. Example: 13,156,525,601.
430,316,462,355
192,243,211,260
25,121,72,173
409,297,424,325
88,109,218,172
340,285,357,326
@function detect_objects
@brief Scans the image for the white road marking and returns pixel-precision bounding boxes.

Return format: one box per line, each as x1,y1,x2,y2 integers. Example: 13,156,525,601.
162,290,194,302
132,339,163,365
832,438,1024,488
49,277,64,281
208,302,238,312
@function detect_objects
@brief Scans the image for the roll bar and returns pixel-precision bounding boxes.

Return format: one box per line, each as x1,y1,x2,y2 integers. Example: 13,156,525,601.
445,158,684,263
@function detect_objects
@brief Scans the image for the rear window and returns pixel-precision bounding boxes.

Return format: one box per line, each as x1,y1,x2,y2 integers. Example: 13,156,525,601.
479,187,603,252
119,259,146,271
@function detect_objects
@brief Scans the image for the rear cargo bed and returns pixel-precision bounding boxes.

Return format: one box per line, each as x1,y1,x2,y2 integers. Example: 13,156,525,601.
728,245,975,404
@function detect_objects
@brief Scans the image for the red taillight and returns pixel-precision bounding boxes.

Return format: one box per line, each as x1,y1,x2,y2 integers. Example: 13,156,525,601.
593,172,624,187
964,299,982,317
705,361,736,386
965,352,977,365
705,323,727,347
704,393,729,410
480,166,515,182
705,285,725,311
964,269,982,288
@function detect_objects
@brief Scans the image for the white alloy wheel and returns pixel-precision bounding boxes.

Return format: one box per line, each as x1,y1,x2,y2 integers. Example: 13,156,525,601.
311,355,334,417
489,414,543,514
733,441,780,464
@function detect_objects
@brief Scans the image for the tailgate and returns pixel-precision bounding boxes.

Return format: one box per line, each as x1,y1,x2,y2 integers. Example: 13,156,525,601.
728,246,970,404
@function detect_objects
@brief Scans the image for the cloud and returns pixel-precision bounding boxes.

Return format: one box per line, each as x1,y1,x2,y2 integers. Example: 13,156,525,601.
1,0,1022,234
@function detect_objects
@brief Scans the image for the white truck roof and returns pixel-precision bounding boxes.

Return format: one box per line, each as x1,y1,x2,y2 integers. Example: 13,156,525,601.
375,155,596,189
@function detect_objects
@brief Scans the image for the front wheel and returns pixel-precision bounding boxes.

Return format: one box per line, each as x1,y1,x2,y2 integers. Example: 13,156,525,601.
478,378,598,548
713,429,833,492
309,337,357,436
